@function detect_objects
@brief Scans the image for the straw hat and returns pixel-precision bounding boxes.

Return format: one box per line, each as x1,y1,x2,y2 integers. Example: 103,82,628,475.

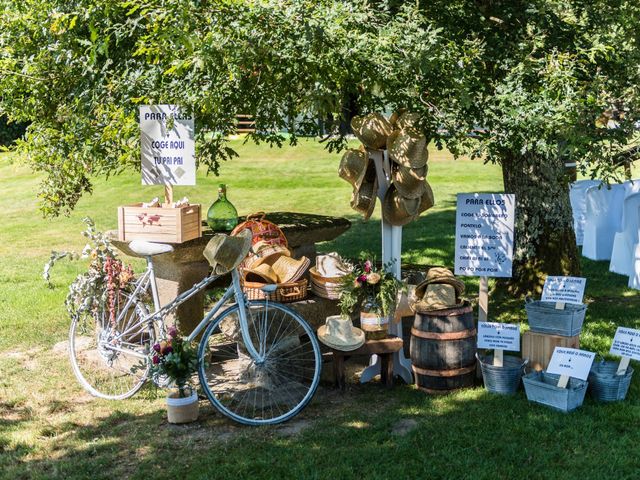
338,148,368,188
412,267,466,312
386,129,400,152
316,253,352,278
350,173,378,221
317,315,365,351
388,127,428,168
417,180,435,214
351,113,393,150
248,241,291,269
393,164,428,199
244,263,279,284
396,112,421,130
203,229,253,275
269,255,310,283
381,185,422,226
414,267,465,298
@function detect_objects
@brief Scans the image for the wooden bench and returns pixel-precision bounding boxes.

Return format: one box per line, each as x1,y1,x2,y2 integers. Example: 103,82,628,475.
330,336,404,390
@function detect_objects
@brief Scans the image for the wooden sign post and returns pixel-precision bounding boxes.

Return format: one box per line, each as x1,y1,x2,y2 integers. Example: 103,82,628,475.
610,326,640,376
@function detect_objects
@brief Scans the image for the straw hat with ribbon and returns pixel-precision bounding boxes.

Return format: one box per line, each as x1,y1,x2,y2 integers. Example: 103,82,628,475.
338,148,368,188
317,315,365,351
392,164,428,199
412,267,465,312
350,168,378,221
203,229,253,275
351,113,393,150
388,127,428,169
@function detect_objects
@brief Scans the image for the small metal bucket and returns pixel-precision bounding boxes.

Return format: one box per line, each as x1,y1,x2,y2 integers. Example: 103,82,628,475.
588,360,634,402
523,371,588,413
477,353,528,395
524,299,586,336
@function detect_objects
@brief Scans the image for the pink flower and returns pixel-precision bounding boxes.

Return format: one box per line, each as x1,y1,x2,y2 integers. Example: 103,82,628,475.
364,260,372,273
152,343,161,352
168,326,178,338
357,274,367,283
164,346,173,355
152,355,160,365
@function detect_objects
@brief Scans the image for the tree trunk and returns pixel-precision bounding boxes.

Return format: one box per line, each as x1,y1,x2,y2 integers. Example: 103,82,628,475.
499,153,581,296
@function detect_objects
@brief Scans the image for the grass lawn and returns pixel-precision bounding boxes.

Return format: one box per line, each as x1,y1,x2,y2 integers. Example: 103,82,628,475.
1,139,639,479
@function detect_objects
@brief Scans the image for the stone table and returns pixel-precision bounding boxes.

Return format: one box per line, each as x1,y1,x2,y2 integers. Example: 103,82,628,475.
108,212,350,334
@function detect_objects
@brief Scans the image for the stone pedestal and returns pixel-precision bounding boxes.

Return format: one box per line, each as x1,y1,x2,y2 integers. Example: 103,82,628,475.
108,211,350,335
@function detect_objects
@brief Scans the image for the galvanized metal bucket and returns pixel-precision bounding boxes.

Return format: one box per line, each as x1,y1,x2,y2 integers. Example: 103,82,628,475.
588,360,634,402
477,353,528,395
524,299,587,336
522,371,588,413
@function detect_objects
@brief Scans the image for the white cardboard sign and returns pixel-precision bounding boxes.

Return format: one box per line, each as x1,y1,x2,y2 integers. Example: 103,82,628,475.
546,347,595,381
541,276,586,305
610,327,640,361
478,322,520,351
454,193,515,278
140,105,196,185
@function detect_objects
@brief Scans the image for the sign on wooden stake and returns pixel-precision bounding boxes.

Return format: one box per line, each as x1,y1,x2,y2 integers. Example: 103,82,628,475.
610,327,640,376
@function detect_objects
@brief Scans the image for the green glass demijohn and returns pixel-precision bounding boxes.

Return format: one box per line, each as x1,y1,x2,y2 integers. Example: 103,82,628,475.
206,184,239,232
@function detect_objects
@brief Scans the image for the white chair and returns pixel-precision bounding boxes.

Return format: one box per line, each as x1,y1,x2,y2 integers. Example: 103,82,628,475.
569,180,600,245
623,179,640,198
609,192,640,275
628,207,640,289
582,183,625,260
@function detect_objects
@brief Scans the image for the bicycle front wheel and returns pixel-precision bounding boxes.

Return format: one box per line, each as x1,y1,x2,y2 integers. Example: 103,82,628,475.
198,301,322,425
69,292,153,400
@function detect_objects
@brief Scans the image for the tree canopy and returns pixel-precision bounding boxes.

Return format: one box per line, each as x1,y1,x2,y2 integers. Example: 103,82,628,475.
3,0,640,291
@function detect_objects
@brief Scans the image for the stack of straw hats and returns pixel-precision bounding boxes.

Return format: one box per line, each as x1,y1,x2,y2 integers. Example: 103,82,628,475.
338,111,434,226
242,241,310,285
309,252,352,299
411,267,466,312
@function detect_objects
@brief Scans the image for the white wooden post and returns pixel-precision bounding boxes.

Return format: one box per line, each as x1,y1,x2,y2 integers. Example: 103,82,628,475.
557,375,570,388
617,357,631,376
360,149,413,385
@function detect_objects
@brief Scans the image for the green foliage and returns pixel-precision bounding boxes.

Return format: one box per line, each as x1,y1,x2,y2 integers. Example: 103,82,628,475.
0,115,26,146
150,328,198,397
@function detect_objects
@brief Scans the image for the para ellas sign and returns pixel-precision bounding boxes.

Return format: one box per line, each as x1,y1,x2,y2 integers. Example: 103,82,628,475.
454,193,516,278
477,322,520,351
140,105,196,186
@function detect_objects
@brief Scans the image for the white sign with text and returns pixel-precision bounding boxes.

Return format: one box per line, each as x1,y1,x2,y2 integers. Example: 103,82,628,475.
454,193,515,278
478,322,520,351
610,327,640,361
547,347,595,381
541,276,586,305
140,105,196,186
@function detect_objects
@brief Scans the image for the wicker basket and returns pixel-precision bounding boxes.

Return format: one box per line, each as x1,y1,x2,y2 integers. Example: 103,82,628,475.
243,278,308,303
309,267,344,300
523,370,588,412
588,360,634,402
525,299,587,336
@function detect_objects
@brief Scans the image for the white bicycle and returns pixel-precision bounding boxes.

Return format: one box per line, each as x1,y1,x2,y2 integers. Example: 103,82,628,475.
68,230,322,425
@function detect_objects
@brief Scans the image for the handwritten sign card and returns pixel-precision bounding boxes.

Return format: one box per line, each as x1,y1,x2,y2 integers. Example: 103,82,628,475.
610,327,640,361
541,276,586,305
478,322,520,352
547,347,595,381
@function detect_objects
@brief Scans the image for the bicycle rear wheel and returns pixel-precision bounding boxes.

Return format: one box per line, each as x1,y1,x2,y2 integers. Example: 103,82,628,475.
198,301,322,425
69,292,153,400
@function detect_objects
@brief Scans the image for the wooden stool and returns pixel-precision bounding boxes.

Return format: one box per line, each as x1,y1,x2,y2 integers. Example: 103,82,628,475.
330,336,404,389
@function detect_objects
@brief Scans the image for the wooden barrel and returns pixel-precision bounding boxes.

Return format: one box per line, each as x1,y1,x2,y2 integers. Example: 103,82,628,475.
410,302,477,394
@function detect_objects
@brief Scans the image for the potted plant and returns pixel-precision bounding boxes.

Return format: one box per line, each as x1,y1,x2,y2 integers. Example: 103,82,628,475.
339,258,404,340
150,326,200,424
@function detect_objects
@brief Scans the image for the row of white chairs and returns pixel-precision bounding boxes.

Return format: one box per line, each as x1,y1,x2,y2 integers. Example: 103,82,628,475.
570,179,640,288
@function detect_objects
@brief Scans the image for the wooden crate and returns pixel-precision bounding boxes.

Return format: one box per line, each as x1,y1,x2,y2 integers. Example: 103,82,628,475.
118,204,202,244
522,331,580,372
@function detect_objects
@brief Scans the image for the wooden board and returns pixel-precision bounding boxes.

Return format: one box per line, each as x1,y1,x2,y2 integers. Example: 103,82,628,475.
522,330,580,372
118,203,202,244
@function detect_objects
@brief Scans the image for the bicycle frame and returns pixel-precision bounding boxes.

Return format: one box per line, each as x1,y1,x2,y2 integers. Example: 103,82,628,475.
108,255,264,363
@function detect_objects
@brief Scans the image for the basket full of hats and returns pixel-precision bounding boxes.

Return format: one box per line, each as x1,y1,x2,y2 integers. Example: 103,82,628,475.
309,253,353,300
409,267,477,394
231,213,310,303
339,111,435,225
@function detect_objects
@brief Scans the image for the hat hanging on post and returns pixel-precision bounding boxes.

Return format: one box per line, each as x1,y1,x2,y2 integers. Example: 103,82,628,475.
393,164,428,199
351,113,394,150
388,127,428,169
338,148,369,188
395,112,421,130
382,184,422,226
350,166,378,221
317,315,366,351
417,181,435,214
203,229,253,275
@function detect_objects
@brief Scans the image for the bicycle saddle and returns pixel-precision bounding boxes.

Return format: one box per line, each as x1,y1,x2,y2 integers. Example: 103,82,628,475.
129,240,174,257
